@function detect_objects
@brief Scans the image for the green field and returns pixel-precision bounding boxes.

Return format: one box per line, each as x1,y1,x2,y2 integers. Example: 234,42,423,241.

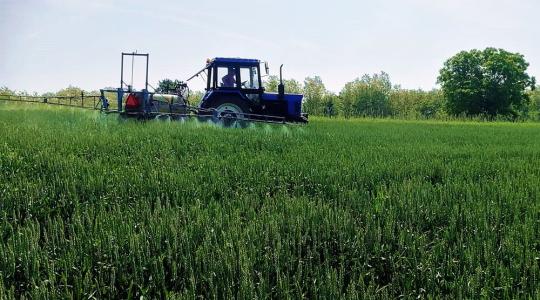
0,103,539,299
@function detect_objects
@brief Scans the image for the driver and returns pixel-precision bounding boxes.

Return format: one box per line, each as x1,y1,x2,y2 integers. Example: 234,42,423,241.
222,67,236,88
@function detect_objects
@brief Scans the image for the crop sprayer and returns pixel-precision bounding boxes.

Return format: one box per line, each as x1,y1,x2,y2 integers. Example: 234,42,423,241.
100,52,310,125
0,52,308,125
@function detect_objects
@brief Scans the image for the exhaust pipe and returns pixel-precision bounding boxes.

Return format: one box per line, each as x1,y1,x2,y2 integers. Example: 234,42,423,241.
278,64,285,100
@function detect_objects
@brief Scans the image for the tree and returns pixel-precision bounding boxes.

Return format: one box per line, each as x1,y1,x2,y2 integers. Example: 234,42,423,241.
263,75,303,94
340,92,354,118
188,90,204,105
263,76,279,92
156,79,185,93
303,76,327,116
339,72,392,117
527,87,540,120
322,93,340,117
0,86,14,95
438,48,536,118
390,89,445,118
56,85,84,97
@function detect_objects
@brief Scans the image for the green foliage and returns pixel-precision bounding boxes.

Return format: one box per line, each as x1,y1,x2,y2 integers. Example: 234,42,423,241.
0,86,15,96
438,48,536,118
303,76,327,116
263,75,278,92
527,88,540,120
6,48,540,121
340,72,392,117
265,75,329,116
187,90,204,105
322,93,340,117
156,79,185,93
56,85,84,98
390,89,445,118
1,105,539,298
264,75,303,94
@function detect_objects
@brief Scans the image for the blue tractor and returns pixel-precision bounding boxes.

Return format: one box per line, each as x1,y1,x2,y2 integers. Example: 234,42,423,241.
99,53,308,124
189,57,308,123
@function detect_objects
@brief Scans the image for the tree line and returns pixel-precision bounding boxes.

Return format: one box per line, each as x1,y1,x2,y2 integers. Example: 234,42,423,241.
265,48,538,120
2,48,539,120
264,73,540,120
264,73,446,119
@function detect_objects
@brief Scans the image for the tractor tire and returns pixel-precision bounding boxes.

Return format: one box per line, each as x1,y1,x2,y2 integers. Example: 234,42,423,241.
207,98,251,127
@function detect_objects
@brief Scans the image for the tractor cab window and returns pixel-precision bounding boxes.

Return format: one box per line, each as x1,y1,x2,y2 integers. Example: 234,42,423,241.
239,67,260,90
218,67,237,88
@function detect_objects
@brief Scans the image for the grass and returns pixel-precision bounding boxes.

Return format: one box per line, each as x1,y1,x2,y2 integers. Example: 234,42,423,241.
0,102,539,298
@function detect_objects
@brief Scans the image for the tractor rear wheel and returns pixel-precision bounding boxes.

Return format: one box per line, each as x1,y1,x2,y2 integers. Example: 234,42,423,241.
210,98,251,127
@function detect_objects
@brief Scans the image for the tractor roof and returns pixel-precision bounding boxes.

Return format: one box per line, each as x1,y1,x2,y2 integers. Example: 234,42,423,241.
188,57,262,82
211,57,260,65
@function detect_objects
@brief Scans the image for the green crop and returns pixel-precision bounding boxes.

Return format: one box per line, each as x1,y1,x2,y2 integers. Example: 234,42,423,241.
0,102,539,299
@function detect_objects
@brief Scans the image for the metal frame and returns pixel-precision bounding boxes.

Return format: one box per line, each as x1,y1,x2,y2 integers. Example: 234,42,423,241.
0,94,101,110
209,62,263,93
121,52,149,90
99,52,152,113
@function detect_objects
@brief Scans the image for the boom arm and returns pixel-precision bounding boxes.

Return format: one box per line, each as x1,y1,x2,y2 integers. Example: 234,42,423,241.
187,65,209,82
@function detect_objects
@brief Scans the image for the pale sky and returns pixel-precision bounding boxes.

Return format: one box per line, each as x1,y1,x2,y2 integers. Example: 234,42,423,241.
1,0,539,94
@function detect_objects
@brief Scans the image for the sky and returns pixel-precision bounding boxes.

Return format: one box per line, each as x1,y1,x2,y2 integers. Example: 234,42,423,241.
1,0,539,94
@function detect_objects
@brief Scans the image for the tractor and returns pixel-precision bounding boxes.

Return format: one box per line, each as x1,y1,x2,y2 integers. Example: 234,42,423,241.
190,57,307,123
99,53,308,124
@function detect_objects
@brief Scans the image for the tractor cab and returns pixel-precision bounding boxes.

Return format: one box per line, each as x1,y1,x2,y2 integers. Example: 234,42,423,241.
207,58,263,92
188,57,307,123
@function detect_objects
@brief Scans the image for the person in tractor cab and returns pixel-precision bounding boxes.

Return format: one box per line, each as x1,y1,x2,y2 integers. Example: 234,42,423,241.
222,67,236,88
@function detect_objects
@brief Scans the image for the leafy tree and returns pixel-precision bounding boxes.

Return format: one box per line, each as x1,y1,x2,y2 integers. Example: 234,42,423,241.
188,90,204,105
303,76,327,115
322,93,340,117
340,93,354,118
264,75,303,94
416,90,445,118
156,79,185,94
527,87,540,120
266,75,330,116
263,76,278,92
340,72,392,117
390,89,445,118
56,86,84,98
438,48,536,118
0,86,15,95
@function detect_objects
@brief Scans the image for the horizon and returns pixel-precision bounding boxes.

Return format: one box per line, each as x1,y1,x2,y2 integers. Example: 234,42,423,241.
1,0,539,94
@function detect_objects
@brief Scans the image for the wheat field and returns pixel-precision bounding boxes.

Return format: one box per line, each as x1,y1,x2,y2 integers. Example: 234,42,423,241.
0,103,538,298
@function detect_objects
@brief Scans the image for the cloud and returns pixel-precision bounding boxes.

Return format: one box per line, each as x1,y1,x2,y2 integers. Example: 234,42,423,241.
45,0,114,10
121,6,279,49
